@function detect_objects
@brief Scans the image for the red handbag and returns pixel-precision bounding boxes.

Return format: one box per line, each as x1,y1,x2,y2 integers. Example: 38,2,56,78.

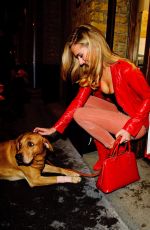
96,137,140,193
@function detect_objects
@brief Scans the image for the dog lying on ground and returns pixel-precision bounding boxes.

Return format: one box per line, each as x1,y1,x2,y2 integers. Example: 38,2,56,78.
0,132,81,187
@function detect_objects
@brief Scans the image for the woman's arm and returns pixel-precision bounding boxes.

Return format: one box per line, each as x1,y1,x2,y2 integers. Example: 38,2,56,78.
53,86,92,133
123,67,150,136
34,86,92,136
34,127,56,135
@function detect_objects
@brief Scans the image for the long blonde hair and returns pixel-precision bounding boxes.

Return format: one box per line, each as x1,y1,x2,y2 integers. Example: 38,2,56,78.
61,24,130,89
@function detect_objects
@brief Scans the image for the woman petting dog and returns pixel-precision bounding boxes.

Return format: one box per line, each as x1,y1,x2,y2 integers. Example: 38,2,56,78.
34,24,150,188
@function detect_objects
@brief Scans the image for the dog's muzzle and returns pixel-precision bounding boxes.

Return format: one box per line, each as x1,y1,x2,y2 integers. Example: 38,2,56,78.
15,153,24,165
15,153,33,166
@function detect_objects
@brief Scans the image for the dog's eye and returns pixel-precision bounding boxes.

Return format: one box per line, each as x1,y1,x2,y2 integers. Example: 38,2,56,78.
28,141,34,147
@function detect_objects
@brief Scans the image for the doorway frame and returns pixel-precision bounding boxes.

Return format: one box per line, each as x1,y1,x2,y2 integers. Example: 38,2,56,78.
143,3,150,83
128,0,150,82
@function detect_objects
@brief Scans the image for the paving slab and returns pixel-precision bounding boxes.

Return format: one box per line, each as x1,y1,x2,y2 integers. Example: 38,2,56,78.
83,151,150,230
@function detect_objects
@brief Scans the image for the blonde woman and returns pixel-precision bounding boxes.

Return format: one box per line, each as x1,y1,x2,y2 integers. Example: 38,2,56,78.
34,24,150,177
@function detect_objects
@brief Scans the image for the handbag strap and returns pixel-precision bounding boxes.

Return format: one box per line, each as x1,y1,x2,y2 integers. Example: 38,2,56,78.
109,136,131,157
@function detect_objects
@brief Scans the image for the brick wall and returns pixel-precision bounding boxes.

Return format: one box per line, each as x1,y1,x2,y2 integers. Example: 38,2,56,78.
114,0,130,57
38,0,130,64
71,0,108,35
70,0,130,58
21,0,130,65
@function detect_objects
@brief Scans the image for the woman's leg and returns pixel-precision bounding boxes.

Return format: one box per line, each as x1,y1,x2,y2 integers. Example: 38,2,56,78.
84,95,118,111
74,96,146,148
73,97,123,170
73,108,129,148
73,96,147,170
73,105,127,170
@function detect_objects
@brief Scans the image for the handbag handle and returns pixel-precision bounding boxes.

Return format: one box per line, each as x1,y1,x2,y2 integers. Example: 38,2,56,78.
109,136,131,157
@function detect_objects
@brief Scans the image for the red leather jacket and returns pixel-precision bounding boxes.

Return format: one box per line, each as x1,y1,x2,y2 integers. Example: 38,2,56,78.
54,60,150,137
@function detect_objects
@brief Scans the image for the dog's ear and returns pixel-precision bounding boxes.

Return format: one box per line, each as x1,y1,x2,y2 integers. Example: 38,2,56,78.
43,137,53,151
16,134,24,150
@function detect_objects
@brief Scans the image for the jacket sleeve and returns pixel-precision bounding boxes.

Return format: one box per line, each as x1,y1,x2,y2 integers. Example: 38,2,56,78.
122,67,150,136
53,86,92,133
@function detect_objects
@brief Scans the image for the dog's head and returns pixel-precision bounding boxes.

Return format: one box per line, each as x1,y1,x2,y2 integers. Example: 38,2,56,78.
15,132,53,166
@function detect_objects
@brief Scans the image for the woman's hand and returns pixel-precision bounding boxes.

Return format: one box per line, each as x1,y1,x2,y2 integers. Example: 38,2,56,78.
116,129,131,144
33,127,56,136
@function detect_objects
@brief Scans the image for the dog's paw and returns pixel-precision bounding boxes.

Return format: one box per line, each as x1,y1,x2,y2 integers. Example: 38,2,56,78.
57,176,81,184
66,171,80,177
71,176,81,183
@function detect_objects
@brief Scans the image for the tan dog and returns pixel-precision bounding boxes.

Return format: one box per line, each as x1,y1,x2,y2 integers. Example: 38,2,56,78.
0,132,81,187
